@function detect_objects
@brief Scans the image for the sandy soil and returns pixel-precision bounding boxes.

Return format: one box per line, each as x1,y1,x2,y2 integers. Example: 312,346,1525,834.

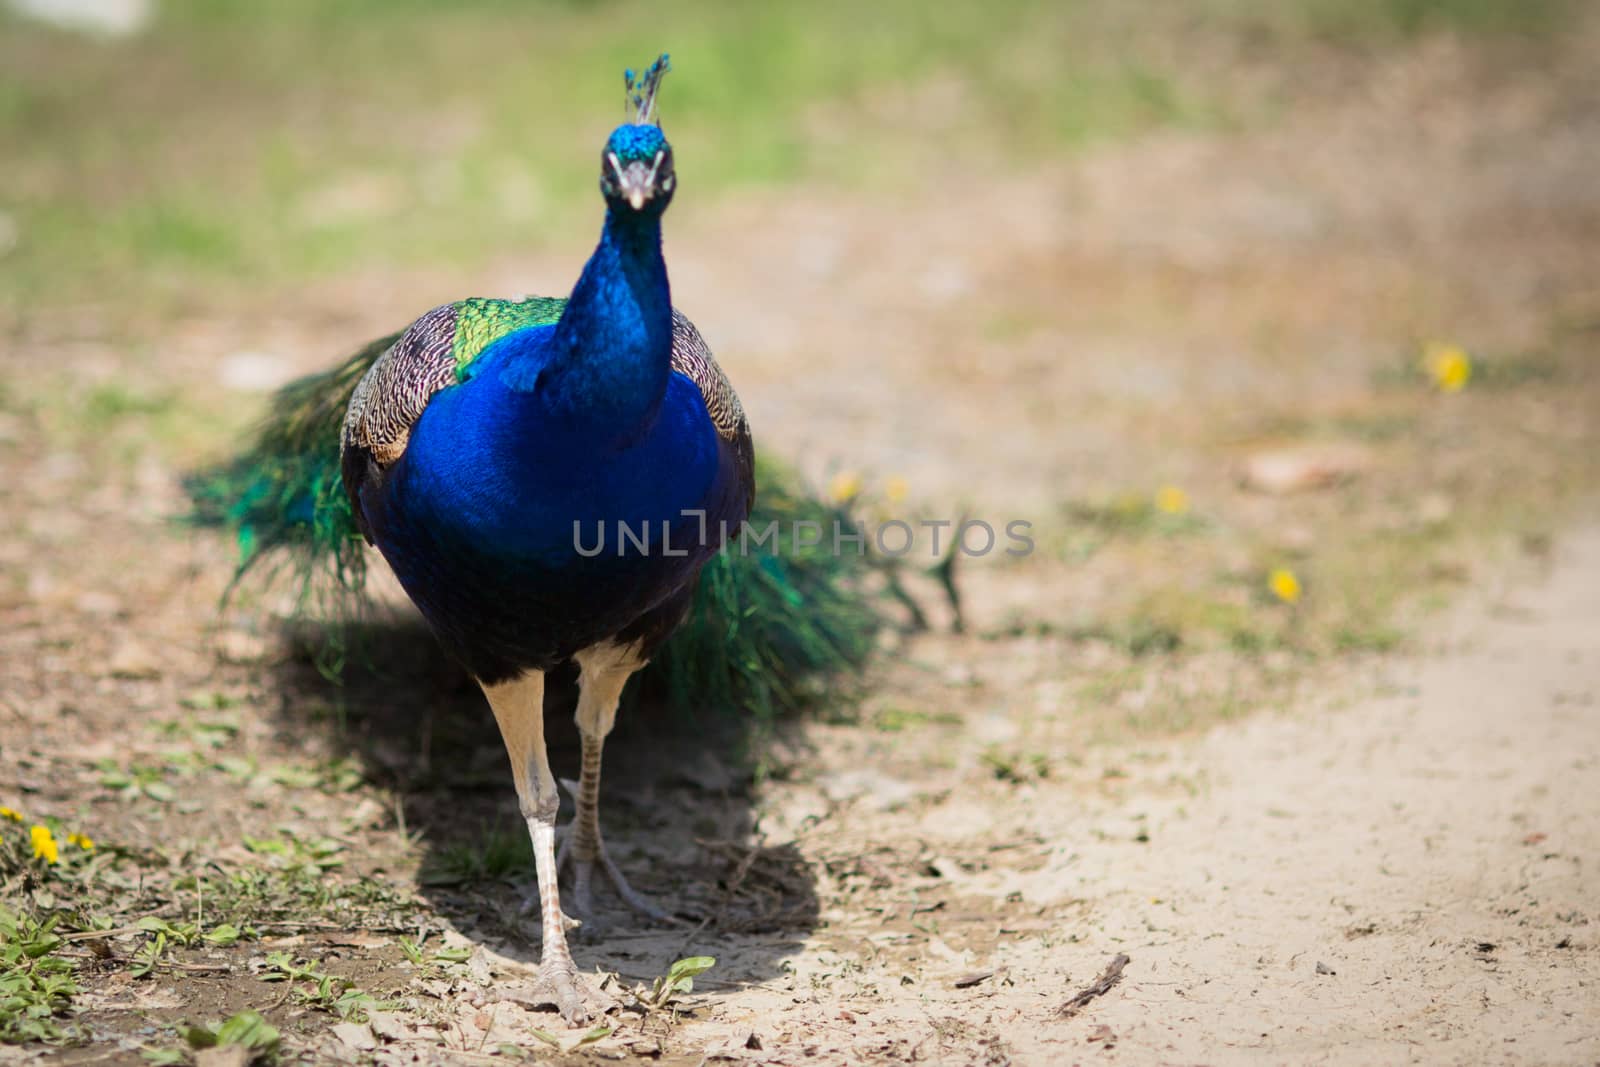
1069,528,1600,1066
662,528,1598,1066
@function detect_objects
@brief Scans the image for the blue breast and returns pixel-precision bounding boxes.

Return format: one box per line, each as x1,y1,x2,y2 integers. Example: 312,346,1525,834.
362,324,742,676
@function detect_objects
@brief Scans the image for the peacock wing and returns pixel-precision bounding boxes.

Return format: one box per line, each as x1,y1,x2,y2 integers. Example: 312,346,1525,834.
339,297,567,538
341,297,567,469
669,309,755,512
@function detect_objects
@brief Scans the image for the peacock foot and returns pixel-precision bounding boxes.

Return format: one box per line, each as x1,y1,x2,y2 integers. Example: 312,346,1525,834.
498,957,607,1026
555,825,674,929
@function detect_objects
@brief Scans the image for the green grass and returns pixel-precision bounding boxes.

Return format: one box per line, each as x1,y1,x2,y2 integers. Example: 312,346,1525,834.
0,2,1131,312
0,907,80,1046
259,952,395,1022
175,1010,281,1066
1217,0,1578,41
418,822,532,886
6,0,1571,321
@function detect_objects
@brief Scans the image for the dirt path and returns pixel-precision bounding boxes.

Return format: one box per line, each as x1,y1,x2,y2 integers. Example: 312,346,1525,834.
654,526,1599,1065
1049,525,1600,1064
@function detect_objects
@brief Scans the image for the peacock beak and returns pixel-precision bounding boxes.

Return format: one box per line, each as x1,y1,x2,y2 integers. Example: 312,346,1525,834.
617,161,654,210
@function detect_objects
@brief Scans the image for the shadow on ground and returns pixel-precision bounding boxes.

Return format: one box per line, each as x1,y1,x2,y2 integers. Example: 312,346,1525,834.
261,613,819,992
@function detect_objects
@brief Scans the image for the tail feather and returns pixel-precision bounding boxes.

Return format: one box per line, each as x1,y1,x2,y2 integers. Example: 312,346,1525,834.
187,333,397,600
186,337,884,715
645,462,881,718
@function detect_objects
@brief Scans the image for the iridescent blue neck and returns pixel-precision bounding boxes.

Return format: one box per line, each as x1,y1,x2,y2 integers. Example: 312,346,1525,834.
519,206,672,441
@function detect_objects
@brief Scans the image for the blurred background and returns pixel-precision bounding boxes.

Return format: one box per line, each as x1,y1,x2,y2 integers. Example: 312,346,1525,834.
1,0,1597,1060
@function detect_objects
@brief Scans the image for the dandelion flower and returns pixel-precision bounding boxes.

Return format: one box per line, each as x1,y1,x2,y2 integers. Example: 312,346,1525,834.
1154,486,1189,515
884,476,910,505
1424,342,1471,393
68,832,95,851
0,806,21,822
1269,568,1302,604
30,824,59,865
828,470,863,504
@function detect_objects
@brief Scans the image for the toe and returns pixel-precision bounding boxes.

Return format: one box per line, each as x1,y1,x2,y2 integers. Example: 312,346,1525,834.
503,961,593,1025
597,849,675,923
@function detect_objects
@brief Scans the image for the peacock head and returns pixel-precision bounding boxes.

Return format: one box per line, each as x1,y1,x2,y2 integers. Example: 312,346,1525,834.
600,55,676,215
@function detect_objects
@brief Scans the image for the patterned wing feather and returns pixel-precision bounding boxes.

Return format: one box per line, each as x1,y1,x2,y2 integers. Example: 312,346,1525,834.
342,303,459,468
669,309,755,509
342,297,568,468
339,297,567,539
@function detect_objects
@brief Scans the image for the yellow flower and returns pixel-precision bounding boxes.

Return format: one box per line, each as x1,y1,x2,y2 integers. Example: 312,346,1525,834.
0,806,21,822
30,825,59,865
884,476,910,505
827,470,863,504
68,832,95,851
1154,485,1189,515
1423,342,1471,393
1269,568,1302,604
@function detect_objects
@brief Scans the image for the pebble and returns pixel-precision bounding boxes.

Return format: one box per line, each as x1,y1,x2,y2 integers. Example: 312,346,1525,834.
218,350,295,393
108,639,160,679
1240,445,1369,495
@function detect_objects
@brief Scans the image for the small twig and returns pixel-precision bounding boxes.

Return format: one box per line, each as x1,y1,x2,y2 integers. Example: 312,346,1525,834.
166,961,232,973
60,925,146,942
474,1005,497,1054
928,536,964,634
881,562,931,632
267,980,297,1012
1058,954,1129,1018
676,839,762,957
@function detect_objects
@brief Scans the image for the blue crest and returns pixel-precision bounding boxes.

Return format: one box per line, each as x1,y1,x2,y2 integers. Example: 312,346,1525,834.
623,54,670,126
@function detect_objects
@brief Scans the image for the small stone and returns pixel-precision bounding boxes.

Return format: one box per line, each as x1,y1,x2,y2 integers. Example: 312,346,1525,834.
342,796,388,831
108,639,160,679
332,1021,376,1051
816,769,918,812
194,1046,250,1067
1315,960,1336,975
1240,445,1368,495
1417,492,1454,525
75,591,123,617
218,351,296,393
367,1011,410,1042
214,629,269,665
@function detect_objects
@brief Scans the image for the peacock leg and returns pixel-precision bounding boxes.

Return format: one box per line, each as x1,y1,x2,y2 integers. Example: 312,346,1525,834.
559,644,671,924
482,671,594,1025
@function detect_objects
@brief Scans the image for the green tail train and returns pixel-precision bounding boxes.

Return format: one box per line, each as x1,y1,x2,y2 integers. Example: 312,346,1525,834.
187,336,883,718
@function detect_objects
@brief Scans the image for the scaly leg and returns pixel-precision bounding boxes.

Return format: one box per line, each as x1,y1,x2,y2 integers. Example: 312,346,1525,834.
482,671,593,1024
557,642,670,923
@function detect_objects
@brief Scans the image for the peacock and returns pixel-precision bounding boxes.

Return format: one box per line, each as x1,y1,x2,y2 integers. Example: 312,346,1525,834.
188,56,882,1022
